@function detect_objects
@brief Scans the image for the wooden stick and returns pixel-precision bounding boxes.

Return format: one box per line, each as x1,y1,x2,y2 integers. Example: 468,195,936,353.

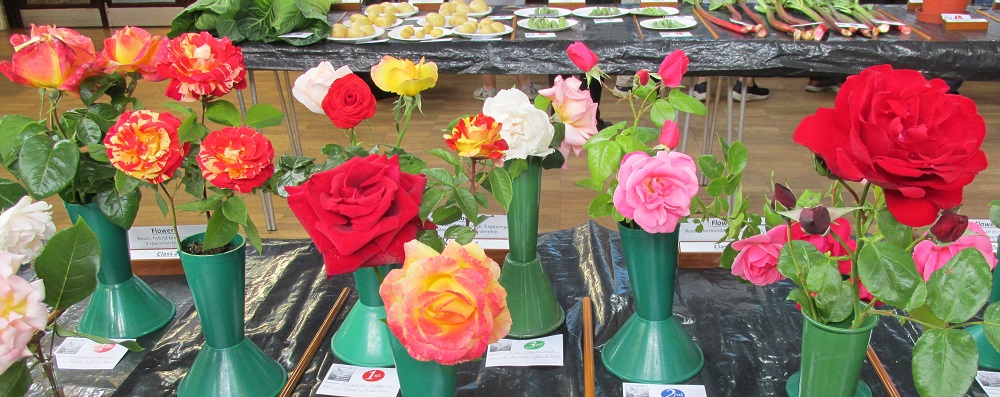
976,9,1000,24
867,345,902,397
633,14,645,40
876,9,932,41
693,8,721,40
582,297,596,397
278,287,352,397
511,16,518,40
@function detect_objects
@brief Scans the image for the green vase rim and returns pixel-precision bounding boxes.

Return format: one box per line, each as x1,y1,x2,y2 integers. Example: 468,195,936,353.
802,311,879,334
617,221,680,237
178,233,246,258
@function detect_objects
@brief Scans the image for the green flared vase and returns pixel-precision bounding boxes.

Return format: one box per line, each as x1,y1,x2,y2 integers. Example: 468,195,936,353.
498,156,564,338
388,330,457,397
331,265,396,367
966,236,1000,369
176,233,286,397
601,224,704,383
785,313,878,397
65,202,175,339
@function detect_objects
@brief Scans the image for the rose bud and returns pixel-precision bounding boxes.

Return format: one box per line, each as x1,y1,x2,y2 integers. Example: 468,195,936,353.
812,155,837,180
771,183,796,210
929,210,969,243
636,69,650,86
799,205,832,235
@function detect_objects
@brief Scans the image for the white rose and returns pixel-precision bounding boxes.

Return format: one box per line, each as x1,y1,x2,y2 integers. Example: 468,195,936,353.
483,88,555,160
0,197,55,264
0,251,25,277
292,61,353,114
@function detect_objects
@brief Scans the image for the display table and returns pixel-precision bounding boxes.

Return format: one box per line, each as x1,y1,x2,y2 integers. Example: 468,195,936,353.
48,223,992,396
241,5,1000,80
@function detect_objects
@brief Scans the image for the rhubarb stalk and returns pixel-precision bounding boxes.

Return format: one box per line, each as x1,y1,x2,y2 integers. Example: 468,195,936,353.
692,0,754,34
737,0,769,36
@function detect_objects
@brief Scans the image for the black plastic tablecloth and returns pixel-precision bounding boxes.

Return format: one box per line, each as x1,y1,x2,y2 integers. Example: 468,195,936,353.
50,222,992,396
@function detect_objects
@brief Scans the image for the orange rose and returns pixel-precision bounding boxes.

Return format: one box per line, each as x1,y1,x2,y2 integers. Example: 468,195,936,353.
0,24,100,92
105,110,189,184
102,26,165,81
443,114,508,164
157,32,247,102
380,240,511,365
198,127,275,193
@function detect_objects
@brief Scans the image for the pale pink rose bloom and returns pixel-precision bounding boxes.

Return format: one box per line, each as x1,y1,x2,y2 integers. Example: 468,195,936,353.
0,251,25,278
612,151,699,233
292,61,352,114
0,197,55,264
913,222,998,281
731,225,788,286
0,274,46,374
538,75,599,160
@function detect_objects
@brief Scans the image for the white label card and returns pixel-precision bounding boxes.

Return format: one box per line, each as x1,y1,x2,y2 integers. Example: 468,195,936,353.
977,371,1000,397
870,18,905,26
128,225,206,250
525,32,558,38
316,364,400,397
942,13,988,22
424,38,454,42
730,18,754,27
791,21,823,27
342,0,361,3
595,18,625,23
491,15,514,20
485,334,564,367
908,0,923,3
278,32,313,38
622,383,708,397
835,22,868,29
549,0,586,3
660,31,693,37
54,338,130,370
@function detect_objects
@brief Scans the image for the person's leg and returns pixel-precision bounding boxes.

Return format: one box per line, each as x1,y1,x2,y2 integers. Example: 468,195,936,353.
693,76,708,101
733,77,770,102
611,75,633,98
474,74,498,100
945,80,963,94
516,75,542,97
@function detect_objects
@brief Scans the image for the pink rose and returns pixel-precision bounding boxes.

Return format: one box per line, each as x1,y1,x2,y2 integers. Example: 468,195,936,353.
659,120,679,149
657,50,688,88
636,69,650,86
612,151,699,233
566,42,599,73
538,75,599,160
913,222,997,281
789,218,856,274
731,225,788,286
0,274,46,374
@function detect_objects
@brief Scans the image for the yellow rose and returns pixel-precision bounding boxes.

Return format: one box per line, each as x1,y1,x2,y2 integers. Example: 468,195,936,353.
370,56,438,96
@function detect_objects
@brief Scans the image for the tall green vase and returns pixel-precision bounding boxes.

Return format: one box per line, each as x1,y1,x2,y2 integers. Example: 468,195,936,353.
176,233,286,397
65,202,175,339
965,235,1000,369
601,224,704,383
498,156,564,338
330,265,395,367
786,314,878,397
388,329,457,397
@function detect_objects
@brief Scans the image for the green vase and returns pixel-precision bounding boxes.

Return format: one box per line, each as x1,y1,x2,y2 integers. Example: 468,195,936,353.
601,224,704,383
785,313,878,397
388,329,457,397
330,265,395,367
498,156,564,338
966,236,1000,369
65,202,175,339
176,233,286,397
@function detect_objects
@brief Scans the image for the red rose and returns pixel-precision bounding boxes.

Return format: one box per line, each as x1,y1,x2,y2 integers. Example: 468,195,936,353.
566,42,598,73
286,154,426,276
794,65,988,227
789,218,855,275
198,127,275,193
157,32,247,102
321,73,376,129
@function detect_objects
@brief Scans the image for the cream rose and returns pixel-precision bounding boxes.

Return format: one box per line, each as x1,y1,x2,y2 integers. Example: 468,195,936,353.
0,197,55,264
0,274,46,374
482,88,554,159
0,251,25,278
292,61,352,114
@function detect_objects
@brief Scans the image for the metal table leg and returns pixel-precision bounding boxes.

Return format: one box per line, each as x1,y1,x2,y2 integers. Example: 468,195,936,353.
282,71,303,156
243,71,278,232
273,71,303,156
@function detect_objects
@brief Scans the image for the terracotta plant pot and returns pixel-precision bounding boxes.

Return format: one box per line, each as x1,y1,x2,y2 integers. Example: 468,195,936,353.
916,0,969,24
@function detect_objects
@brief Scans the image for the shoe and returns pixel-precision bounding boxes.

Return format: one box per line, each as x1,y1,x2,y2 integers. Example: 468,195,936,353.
597,118,613,131
805,78,840,93
474,87,498,101
732,81,769,102
610,85,632,98
693,82,707,101
518,82,542,98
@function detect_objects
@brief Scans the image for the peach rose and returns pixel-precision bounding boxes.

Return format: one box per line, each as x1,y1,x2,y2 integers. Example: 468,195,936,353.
0,24,99,92
102,26,165,81
538,75,598,159
0,274,46,374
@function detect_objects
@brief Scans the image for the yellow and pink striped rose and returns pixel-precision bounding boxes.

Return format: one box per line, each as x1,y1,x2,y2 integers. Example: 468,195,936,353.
198,127,275,193
105,110,189,184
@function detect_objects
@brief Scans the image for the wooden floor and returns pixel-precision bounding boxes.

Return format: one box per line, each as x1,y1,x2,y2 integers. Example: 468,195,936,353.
3,28,1000,238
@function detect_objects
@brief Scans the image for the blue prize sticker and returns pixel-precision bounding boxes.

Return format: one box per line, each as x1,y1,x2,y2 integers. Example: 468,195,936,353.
661,389,686,397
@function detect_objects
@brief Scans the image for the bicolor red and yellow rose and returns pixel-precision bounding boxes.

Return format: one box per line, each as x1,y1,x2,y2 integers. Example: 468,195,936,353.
370,56,438,97
198,127,275,193
105,110,189,184
380,240,511,365
0,24,100,92
443,114,508,164
157,32,247,102
102,26,165,81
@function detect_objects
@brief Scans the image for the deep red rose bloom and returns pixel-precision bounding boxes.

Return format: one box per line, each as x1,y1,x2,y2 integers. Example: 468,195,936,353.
321,73,376,129
198,127,275,193
793,65,987,227
157,32,247,102
286,154,426,276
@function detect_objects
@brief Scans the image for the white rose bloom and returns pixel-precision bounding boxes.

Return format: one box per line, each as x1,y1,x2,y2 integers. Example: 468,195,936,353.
0,197,55,264
292,62,353,114
0,251,25,277
483,88,555,160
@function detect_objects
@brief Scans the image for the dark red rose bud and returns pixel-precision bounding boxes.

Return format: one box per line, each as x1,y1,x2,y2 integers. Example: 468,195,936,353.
930,210,968,243
772,183,797,210
799,206,832,235
812,155,837,180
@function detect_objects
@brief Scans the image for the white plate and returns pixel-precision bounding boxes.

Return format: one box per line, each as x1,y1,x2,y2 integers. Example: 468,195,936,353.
513,6,572,17
417,16,477,28
387,26,453,41
327,27,386,42
452,24,513,38
394,9,420,17
345,19,404,29
466,7,493,17
630,6,680,17
639,17,697,30
572,6,627,18
516,18,578,32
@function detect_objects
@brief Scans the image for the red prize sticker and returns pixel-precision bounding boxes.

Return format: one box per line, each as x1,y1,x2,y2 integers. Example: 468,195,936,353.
361,370,385,382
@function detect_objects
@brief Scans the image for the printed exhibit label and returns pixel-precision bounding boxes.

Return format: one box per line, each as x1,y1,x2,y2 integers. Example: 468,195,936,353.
622,383,707,397
54,337,130,370
485,334,563,367
316,364,400,397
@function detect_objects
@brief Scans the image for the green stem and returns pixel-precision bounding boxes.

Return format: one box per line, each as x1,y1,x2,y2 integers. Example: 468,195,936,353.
849,183,872,328
869,309,941,329
47,90,67,139
395,96,416,147
905,234,929,252
159,183,183,246
786,226,820,317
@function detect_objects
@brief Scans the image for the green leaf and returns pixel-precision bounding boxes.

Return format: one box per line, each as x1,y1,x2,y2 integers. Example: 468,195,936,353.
96,187,140,229
163,102,196,118
587,193,615,218
990,200,1000,229
245,104,284,128
222,195,249,224
787,288,817,321
911,328,978,397
668,88,707,115
0,179,28,211
505,158,528,180
617,135,647,154
243,217,262,254
444,225,476,244
0,359,30,397
88,143,109,162
876,208,913,247
86,103,121,132
856,240,927,310
428,148,461,167
806,262,841,303
909,304,948,329
34,218,100,310
418,187,445,221
650,99,675,127
453,188,479,223
706,178,726,197
0,115,43,164
19,135,79,199
203,213,240,250
583,125,622,150
796,189,822,208
587,140,624,186
632,126,660,144
488,168,513,212
550,123,565,149
697,155,725,179
540,150,565,170
53,324,144,352
777,240,829,281
423,168,454,185
154,189,169,217
719,242,739,270
726,142,748,174
75,118,103,145
207,100,242,127
575,178,603,191
115,171,142,195
79,73,125,107
431,205,462,226
983,303,1000,352
533,95,551,111
925,248,991,323
417,229,445,252
176,194,224,213
177,115,208,143
182,147,207,199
